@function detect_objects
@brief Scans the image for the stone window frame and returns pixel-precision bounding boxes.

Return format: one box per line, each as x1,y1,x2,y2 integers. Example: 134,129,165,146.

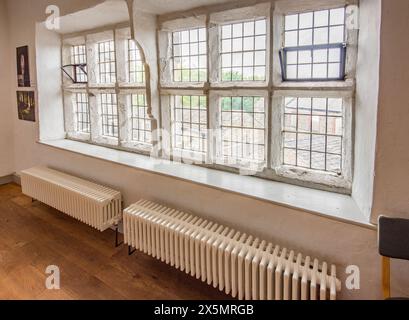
60,0,358,194
158,0,357,193
271,0,357,191
62,25,152,155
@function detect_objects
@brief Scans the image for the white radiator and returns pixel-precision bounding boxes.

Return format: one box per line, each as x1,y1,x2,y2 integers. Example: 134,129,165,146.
21,166,122,232
124,200,341,300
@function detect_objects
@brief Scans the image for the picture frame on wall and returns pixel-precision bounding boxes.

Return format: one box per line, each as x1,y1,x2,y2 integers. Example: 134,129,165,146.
16,46,30,87
16,91,36,122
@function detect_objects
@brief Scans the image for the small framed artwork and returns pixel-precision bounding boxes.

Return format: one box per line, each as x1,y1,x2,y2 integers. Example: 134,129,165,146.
16,91,36,122
16,46,31,87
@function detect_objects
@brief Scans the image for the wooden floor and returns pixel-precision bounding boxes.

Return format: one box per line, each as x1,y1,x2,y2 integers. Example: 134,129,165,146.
0,183,228,300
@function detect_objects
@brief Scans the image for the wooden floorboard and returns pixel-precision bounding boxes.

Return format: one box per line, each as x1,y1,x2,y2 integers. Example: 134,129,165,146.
0,183,229,300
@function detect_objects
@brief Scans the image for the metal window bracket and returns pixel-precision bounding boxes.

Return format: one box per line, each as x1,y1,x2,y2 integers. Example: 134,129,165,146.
61,63,88,84
279,43,347,82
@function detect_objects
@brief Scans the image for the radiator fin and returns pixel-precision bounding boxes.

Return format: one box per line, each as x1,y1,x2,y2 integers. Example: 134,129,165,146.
124,200,341,300
21,166,122,232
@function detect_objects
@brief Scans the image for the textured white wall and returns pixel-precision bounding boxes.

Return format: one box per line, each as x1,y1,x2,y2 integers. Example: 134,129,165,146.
372,0,409,222
371,0,409,298
0,0,14,177
5,0,103,172
352,0,381,219
36,22,65,141
31,142,382,300
2,0,409,299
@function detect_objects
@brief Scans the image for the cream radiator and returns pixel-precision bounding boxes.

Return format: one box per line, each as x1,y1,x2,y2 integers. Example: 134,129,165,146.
21,166,122,232
124,200,341,300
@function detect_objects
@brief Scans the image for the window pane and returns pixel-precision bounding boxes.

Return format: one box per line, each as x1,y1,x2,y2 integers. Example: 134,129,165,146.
100,93,118,138
75,92,90,133
172,28,207,83
283,7,346,81
220,96,266,163
172,95,207,153
128,40,145,84
71,45,87,83
282,96,343,174
285,14,298,30
221,19,267,82
299,12,313,29
97,40,116,84
131,94,151,144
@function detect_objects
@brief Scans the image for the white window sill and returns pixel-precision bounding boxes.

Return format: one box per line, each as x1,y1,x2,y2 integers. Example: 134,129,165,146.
273,79,355,90
38,139,375,230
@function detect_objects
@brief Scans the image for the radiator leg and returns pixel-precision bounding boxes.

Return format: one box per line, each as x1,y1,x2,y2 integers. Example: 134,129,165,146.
115,225,124,248
128,245,136,256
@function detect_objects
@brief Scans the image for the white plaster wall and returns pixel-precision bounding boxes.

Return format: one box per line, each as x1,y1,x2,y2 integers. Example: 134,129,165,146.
371,0,409,298
132,10,161,128
36,22,65,141
0,0,14,177
372,0,409,222
2,0,409,299
28,142,382,300
352,0,381,219
5,0,104,172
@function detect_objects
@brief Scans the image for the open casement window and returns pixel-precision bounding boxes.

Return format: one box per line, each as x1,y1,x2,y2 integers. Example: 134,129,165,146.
279,7,348,82
61,41,88,84
269,1,356,191
62,27,153,154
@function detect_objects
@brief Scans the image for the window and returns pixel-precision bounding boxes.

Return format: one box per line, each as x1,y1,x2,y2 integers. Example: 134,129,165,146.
282,97,343,173
280,7,347,81
157,2,356,191
75,92,90,133
172,95,207,153
59,3,356,193
131,94,151,144
100,93,119,138
172,28,207,82
220,97,266,163
98,40,116,84
128,40,145,84
63,28,150,150
71,45,87,83
221,19,267,81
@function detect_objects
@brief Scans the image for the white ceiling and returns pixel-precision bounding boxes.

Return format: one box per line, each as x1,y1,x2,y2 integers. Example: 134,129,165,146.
58,0,129,34
56,0,235,34
133,0,231,15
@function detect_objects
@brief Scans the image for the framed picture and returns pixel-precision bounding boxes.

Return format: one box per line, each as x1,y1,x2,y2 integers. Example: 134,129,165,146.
16,46,30,87
16,91,36,122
